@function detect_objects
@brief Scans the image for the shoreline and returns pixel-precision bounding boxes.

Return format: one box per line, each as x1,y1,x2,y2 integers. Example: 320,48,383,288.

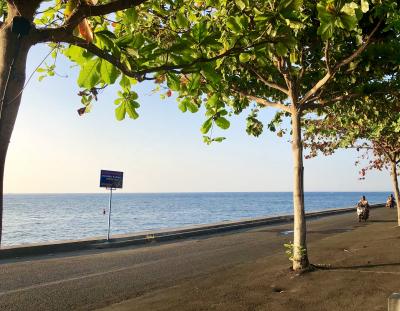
0,203,384,260
3,192,389,248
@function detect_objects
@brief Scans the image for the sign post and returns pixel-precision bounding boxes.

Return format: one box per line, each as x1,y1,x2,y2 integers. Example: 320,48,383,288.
100,170,123,241
107,188,113,241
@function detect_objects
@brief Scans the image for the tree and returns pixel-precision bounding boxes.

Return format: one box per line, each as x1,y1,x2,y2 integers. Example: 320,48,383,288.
0,0,269,245
148,0,400,270
303,94,400,225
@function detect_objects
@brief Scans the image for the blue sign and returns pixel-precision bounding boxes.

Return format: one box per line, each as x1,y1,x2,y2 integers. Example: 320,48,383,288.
100,170,123,189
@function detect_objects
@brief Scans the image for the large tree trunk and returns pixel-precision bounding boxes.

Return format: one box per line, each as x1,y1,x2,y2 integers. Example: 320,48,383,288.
0,17,32,246
390,161,400,226
291,109,309,270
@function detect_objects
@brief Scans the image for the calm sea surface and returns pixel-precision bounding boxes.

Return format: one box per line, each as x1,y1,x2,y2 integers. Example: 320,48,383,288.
3,192,388,246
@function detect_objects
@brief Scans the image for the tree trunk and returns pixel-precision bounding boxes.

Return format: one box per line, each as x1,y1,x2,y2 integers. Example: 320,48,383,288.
0,20,31,246
291,109,309,270
390,161,400,226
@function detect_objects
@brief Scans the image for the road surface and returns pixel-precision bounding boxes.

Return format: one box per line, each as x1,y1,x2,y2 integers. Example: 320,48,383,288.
0,209,369,310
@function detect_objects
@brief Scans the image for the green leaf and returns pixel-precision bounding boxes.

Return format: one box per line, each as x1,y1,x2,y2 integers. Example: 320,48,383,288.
275,42,288,56
226,16,242,33
203,135,212,145
100,60,119,84
338,14,357,31
201,118,213,134
207,94,219,108
115,104,126,121
124,8,138,25
115,34,134,47
77,59,101,88
191,22,208,42
215,117,230,129
131,91,139,101
202,63,221,85
64,46,92,65
95,33,115,50
290,51,298,63
120,75,131,91
125,101,139,119
317,21,334,40
187,73,201,93
166,73,181,91
129,33,146,49
213,137,226,143
178,100,187,112
235,0,247,10
279,0,303,12
239,53,251,63
176,12,189,28
186,100,199,113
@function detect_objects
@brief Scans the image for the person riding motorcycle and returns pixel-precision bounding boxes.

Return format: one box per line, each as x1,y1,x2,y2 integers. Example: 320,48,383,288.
386,194,396,209
357,195,370,222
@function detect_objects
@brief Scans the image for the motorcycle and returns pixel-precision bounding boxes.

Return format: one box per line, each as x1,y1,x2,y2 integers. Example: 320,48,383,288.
386,199,395,209
357,205,369,222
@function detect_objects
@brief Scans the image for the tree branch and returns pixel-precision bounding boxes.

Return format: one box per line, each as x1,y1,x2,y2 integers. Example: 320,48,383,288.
233,89,291,113
242,65,289,95
31,0,148,44
300,19,383,105
301,93,360,111
66,0,148,29
298,47,305,80
302,87,400,111
324,40,331,74
54,35,277,81
11,0,43,20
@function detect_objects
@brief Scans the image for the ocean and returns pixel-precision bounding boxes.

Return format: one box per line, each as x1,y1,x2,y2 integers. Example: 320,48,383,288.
2,192,388,246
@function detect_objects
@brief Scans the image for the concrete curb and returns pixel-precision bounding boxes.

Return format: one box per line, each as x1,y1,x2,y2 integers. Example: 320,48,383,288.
0,204,385,260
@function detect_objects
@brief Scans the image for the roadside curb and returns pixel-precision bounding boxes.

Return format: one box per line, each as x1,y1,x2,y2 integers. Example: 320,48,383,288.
0,204,384,260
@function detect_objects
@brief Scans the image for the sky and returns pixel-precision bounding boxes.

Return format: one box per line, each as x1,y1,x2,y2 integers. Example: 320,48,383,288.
3,44,392,194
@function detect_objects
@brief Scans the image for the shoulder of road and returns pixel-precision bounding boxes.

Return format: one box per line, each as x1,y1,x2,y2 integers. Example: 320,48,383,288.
0,204,384,260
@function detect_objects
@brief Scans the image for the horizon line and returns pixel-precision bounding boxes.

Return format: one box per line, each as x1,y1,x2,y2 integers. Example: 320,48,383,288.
4,190,393,195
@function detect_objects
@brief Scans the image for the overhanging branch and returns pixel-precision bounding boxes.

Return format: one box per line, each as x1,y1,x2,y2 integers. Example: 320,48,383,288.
241,64,289,95
301,93,360,111
300,19,382,105
301,88,400,111
65,0,148,31
31,0,148,44
55,35,278,81
233,89,291,113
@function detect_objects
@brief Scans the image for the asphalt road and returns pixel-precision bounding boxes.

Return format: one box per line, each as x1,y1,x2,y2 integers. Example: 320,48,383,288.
0,209,370,311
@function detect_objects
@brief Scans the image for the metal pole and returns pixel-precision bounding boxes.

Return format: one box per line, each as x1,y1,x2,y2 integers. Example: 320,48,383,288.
107,188,113,241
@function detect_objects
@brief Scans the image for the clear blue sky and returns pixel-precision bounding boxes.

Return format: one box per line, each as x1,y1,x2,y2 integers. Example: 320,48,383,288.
4,44,392,193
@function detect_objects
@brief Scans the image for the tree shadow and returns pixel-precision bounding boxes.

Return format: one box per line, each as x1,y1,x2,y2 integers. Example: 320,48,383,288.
258,228,291,234
314,262,400,270
259,228,353,236
307,229,352,234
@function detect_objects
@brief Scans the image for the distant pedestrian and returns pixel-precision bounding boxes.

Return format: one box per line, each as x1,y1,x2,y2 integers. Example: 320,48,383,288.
103,208,106,215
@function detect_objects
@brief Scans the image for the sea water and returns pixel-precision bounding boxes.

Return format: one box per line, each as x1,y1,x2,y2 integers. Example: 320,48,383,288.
2,192,388,246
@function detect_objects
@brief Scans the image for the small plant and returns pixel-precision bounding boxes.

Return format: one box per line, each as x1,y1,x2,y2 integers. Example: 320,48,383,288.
284,242,307,262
